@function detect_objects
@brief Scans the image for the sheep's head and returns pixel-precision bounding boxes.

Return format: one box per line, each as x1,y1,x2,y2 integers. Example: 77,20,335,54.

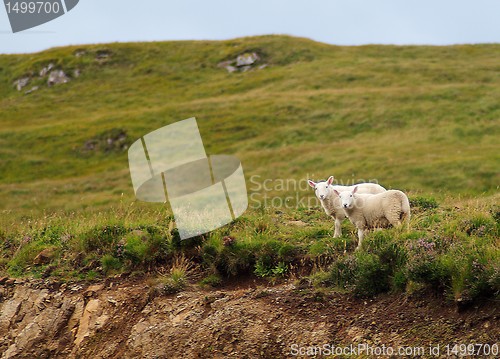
308,176,334,201
334,186,358,209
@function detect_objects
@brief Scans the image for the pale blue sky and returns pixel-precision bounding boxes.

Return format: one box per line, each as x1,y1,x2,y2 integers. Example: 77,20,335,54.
1,0,499,54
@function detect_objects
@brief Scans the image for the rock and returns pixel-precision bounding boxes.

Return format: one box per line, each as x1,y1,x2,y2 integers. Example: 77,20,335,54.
84,284,104,298
73,69,81,78
70,284,83,292
217,61,238,73
0,276,9,285
13,77,30,91
14,321,42,350
24,86,39,95
39,63,54,77
74,299,109,346
67,299,85,331
1,288,76,358
47,70,70,86
0,295,22,332
236,52,260,67
33,248,56,265
218,52,263,73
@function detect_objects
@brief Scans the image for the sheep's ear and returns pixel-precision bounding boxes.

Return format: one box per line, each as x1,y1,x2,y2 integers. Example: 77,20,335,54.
327,176,334,185
308,180,316,188
353,186,358,194
333,189,340,196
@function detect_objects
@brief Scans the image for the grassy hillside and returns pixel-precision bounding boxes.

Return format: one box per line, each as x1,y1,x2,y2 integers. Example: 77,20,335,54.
0,36,498,301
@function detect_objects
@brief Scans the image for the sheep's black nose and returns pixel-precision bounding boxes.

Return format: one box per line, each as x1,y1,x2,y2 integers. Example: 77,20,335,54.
343,204,348,208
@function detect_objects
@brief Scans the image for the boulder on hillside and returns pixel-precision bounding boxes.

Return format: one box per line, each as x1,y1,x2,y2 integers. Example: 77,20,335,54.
24,86,39,95
13,77,30,91
39,63,54,77
236,52,260,67
218,52,266,73
47,70,70,86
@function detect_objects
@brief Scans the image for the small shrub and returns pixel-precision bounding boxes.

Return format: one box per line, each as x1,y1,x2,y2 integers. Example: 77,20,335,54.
217,241,254,276
487,265,500,296
489,205,500,224
272,261,288,276
123,233,150,264
162,269,186,294
199,274,223,288
309,270,333,288
254,258,272,277
363,231,407,271
254,260,288,278
461,215,496,237
352,252,391,297
121,230,169,267
85,270,99,281
36,225,67,244
8,242,49,275
438,245,498,302
330,250,392,297
392,269,408,291
101,254,122,274
330,255,357,290
79,224,128,254
161,255,191,294
410,196,439,210
405,238,447,288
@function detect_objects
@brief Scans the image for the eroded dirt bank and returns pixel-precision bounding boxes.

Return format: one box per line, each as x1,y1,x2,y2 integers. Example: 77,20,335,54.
0,277,498,358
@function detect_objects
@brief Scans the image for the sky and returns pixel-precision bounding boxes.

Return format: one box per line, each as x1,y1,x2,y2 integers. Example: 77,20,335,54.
1,0,500,54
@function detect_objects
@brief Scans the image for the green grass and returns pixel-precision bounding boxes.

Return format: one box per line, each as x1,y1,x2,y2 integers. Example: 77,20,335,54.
0,35,498,302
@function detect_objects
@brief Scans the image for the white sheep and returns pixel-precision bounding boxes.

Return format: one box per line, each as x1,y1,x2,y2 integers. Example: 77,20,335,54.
308,176,386,238
334,186,411,249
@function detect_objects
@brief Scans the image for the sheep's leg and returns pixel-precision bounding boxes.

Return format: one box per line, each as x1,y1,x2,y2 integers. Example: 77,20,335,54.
333,217,342,238
356,229,365,250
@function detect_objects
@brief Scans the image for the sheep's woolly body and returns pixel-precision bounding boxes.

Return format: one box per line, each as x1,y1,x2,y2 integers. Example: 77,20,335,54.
319,183,386,216
343,190,411,248
318,183,386,237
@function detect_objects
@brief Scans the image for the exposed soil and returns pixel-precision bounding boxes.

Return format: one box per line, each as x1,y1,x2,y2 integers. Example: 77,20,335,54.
0,276,498,358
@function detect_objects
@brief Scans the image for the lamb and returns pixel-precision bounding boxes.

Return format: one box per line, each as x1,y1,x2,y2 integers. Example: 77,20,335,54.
334,186,411,249
308,176,386,237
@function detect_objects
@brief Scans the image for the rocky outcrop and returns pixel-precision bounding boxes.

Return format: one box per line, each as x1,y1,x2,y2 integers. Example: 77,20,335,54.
39,63,54,77
0,278,498,358
13,78,29,91
80,128,130,154
218,52,267,73
0,286,75,358
12,62,74,94
47,70,70,87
